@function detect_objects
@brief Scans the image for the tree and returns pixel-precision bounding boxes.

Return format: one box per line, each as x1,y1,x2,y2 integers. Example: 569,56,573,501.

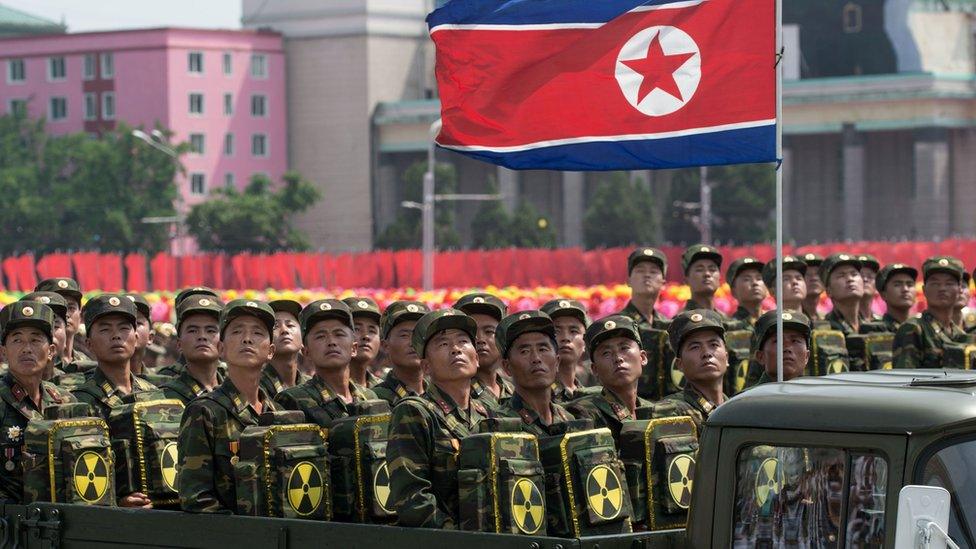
583,172,659,248
185,171,321,253
471,183,557,249
375,161,461,250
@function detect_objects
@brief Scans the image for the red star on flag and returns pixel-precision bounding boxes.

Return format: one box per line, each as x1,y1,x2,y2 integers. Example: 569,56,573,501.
622,33,697,104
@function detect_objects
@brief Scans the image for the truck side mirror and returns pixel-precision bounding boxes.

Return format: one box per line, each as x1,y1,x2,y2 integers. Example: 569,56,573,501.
894,485,954,549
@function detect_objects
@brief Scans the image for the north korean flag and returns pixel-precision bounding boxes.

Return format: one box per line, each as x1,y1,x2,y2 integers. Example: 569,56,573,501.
428,0,777,171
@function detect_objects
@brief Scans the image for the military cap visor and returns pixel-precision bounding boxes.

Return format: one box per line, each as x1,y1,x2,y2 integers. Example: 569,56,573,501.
585,315,642,360
667,310,726,357
219,300,276,339
174,286,219,307
752,311,811,353
269,299,303,320
857,254,880,272
726,258,765,285
125,294,151,319
800,253,824,266
875,264,918,292
380,301,429,340
301,300,355,337
412,310,478,358
628,247,667,275
19,292,67,322
819,254,863,286
83,294,138,329
922,257,964,282
761,257,807,289
34,278,82,303
682,245,723,274
540,299,588,326
497,312,556,358
1,302,55,343
176,295,224,333
342,297,382,322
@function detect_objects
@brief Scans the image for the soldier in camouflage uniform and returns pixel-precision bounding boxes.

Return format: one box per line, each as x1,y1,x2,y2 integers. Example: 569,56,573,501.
727,257,767,330
681,244,727,318
275,300,378,426
954,272,973,331
178,299,280,513
820,254,865,336
0,302,79,503
857,255,882,322
342,297,384,388
125,293,157,378
750,310,811,386
387,309,490,528
800,253,825,320
18,292,71,380
259,300,309,398
34,278,91,364
567,315,654,443
863,264,917,334
493,311,575,436
454,293,513,412
619,247,671,331
153,287,221,378
373,301,430,405
964,270,976,334
893,257,968,369
761,256,807,313
665,310,729,434
541,299,592,403
160,295,225,405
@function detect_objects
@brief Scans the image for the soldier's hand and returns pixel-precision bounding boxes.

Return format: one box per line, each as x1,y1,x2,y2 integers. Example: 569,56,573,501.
120,492,154,509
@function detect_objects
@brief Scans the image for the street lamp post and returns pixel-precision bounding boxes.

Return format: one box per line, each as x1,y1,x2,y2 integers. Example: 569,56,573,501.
132,129,186,256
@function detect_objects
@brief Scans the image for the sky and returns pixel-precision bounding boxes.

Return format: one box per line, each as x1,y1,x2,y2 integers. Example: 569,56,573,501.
3,0,242,32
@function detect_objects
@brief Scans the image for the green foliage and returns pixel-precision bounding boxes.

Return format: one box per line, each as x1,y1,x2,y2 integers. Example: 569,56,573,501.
583,172,659,249
471,182,557,249
375,161,461,250
185,171,321,253
0,113,180,255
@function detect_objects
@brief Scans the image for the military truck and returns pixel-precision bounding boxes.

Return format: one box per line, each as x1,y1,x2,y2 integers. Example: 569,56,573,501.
2,369,972,548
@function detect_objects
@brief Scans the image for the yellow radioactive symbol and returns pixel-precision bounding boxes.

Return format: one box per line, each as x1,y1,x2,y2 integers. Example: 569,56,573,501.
670,358,686,390
373,461,392,514
160,442,178,491
883,361,893,370
827,359,848,375
734,360,750,392
755,458,783,506
511,478,544,534
667,454,695,510
586,465,623,520
287,461,324,516
73,451,109,503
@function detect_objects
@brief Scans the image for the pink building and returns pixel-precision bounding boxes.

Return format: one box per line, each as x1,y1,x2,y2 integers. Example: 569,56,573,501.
0,27,287,211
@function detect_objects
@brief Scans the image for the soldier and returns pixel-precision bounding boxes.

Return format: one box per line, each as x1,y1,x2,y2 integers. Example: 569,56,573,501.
342,297,384,387
0,302,78,503
260,300,309,398
727,257,767,329
495,311,574,436
893,257,967,369
857,254,882,322
681,244,726,317
963,270,976,334
751,310,812,385
154,287,222,379
387,309,489,529
373,301,430,405
125,293,156,377
174,286,220,308
954,272,972,330
865,264,918,333
540,299,591,403
178,299,280,513
800,253,825,320
159,295,224,405
454,293,512,412
760,256,807,313
619,247,670,330
19,292,70,380
275,300,377,426
820,254,865,336
34,277,90,364
567,315,654,442
665,310,729,433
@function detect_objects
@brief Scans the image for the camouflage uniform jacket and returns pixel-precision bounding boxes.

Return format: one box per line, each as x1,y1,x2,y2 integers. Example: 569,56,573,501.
496,392,575,438
275,375,377,427
258,363,309,399
71,368,157,420
566,387,653,442
373,370,427,406
156,359,228,379
160,368,220,405
0,374,77,502
550,375,595,404
893,311,969,369
469,373,514,412
664,384,727,434
619,301,670,331
387,383,490,529
861,313,903,334
824,309,858,337
727,306,760,331
177,377,280,513
364,369,383,388
683,299,728,319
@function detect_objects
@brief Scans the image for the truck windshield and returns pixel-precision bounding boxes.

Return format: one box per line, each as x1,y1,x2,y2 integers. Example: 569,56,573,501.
919,439,976,548
733,445,887,548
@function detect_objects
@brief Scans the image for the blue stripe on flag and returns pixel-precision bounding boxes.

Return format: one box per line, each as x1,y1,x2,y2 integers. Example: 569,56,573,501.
427,0,690,29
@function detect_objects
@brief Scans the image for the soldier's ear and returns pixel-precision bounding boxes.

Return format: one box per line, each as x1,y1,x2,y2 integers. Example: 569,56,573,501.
266,343,276,361
350,340,358,359
500,358,512,378
420,357,431,376
47,343,57,361
217,340,226,361
638,349,648,367
755,349,766,367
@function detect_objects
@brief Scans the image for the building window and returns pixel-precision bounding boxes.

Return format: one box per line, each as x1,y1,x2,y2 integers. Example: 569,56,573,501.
189,133,205,155
7,59,25,83
223,52,232,75
8,99,27,117
188,51,203,73
224,133,234,156
49,97,67,121
48,57,66,81
83,54,96,80
189,93,204,115
84,93,97,120
250,54,267,78
224,173,235,189
223,93,233,115
102,92,116,120
100,53,114,78
190,173,206,195
251,133,268,157
250,94,267,117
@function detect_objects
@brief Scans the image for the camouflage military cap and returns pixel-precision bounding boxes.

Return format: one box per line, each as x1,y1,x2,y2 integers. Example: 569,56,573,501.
760,256,807,289
269,299,302,320
540,298,588,326
922,256,964,282
19,291,67,322
83,294,137,328
681,244,722,274
124,293,151,319
300,299,354,337
585,314,641,360
176,294,224,333
856,254,880,272
751,310,811,353
174,286,219,307
219,299,275,339
453,292,507,321
799,252,824,267
667,309,726,356
496,310,556,358
726,257,765,286
341,297,381,323
34,277,82,303
627,247,667,276
875,263,918,292
1,301,55,343
380,300,430,340
819,253,863,286
411,308,477,358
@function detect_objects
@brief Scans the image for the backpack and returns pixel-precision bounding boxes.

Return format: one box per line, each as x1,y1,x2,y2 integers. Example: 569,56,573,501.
724,329,760,394
326,399,395,523
943,342,976,369
107,392,184,505
636,328,674,399
22,416,116,506
809,330,851,376
846,333,895,371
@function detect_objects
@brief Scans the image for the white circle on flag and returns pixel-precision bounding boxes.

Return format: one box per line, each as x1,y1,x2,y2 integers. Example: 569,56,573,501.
615,26,701,117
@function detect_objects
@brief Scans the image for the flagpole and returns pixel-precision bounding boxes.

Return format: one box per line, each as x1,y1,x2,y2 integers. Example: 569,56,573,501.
775,0,784,382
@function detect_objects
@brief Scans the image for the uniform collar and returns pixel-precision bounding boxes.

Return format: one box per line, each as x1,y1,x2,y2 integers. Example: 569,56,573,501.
598,386,638,421
510,391,568,426
683,384,725,417
383,370,426,399
2,373,60,419
623,300,664,325
922,310,963,338
218,377,273,417
426,382,485,425
311,374,366,402
91,367,151,398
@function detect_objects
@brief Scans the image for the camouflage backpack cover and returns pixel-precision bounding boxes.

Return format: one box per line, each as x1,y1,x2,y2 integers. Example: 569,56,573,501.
724,329,760,395
636,327,675,400
326,399,395,523
809,330,851,376
943,342,976,369
846,333,895,371
618,415,699,531
538,423,633,537
22,416,116,506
